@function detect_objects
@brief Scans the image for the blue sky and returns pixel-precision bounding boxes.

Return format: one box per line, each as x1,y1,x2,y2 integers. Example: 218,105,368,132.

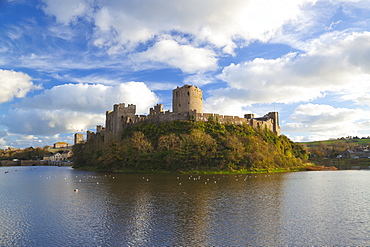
1,0,370,149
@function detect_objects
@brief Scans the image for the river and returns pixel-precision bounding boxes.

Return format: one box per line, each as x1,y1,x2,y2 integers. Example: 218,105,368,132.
0,166,369,246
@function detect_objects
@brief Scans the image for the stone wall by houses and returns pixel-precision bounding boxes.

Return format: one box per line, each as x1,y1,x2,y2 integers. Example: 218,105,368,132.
54,142,71,149
0,160,42,166
0,160,21,166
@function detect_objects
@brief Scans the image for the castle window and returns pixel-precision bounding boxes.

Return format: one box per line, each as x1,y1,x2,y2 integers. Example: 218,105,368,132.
187,92,189,96
179,103,181,107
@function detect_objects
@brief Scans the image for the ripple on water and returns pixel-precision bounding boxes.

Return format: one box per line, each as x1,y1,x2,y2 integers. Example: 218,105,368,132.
2,167,370,245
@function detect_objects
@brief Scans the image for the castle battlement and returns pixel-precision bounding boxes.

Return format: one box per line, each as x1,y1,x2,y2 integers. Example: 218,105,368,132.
87,85,280,142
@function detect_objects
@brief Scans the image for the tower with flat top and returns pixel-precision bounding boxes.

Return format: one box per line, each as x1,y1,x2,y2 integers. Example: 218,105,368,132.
74,133,84,145
172,85,203,113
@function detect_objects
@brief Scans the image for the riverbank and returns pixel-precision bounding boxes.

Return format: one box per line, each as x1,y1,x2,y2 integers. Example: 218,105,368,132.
73,163,316,174
309,157,370,170
0,160,73,167
305,165,337,171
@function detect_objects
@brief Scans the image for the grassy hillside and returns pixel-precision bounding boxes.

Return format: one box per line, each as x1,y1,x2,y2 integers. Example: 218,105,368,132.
302,138,370,158
303,138,370,147
73,120,309,173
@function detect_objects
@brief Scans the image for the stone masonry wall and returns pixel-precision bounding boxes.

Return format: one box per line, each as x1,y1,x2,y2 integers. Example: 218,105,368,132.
173,85,203,113
87,85,280,142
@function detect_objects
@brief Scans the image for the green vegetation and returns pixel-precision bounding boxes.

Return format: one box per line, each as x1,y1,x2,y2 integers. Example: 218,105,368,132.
311,157,370,169
301,137,370,170
302,137,370,158
0,146,51,160
73,120,309,173
305,136,370,146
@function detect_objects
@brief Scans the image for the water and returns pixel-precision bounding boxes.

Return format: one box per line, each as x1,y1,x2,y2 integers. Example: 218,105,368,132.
1,166,370,246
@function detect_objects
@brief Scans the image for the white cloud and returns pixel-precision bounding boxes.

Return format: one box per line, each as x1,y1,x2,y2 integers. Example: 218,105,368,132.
288,104,364,124
207,32,370,111
9,0,367,76
3,0,369,78
283,103,370,141
4,0,370,147
0,138,6,148
0,129,73,149
145,82,178,91
41,0,316,54
41,0,94,24
2,82,158,135
3,109,104,135
130,39,218,73
184,74,216,86
51,73,123,86
0,69,40,104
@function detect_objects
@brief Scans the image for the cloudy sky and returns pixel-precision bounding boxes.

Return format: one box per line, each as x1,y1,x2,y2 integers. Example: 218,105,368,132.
1,0,370,148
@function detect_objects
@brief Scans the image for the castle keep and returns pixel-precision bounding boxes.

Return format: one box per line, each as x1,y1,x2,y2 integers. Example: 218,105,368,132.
87,85,280,141
173,85,203,113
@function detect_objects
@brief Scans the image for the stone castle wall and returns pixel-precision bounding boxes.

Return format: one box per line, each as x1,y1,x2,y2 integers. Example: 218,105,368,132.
195,113,248,125
173,85,203,113
74,133,84,145
106,103,136,136
195,112,279,135
86,85,280,142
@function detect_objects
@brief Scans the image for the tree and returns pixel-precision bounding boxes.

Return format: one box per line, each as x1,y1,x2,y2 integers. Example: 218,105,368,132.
98,142,126,171
130,131,153,153
73,121,309,172
181,129,217,168
158,133,181,151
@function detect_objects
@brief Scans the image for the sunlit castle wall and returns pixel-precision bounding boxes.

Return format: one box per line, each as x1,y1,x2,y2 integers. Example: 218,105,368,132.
173,85,203,114
266,112,280,136
87,85,281,143
245,112,281,136
74,133,84,145
105,103,136,136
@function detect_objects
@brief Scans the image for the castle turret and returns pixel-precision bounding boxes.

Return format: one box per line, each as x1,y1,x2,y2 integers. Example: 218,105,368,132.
74,133,84,145
172,85,203,113
106,103,137,136
266,112,280,136
244,113,255,119
150,104,164,115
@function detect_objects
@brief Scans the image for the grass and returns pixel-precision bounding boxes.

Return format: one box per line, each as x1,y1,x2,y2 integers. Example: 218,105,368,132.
74,163,316,175
310,157,370,169
303,138,370,147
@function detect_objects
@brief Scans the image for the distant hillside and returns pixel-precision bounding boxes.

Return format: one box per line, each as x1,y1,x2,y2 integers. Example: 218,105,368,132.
73,120,309,173
303,138,370,146
302,138,370,158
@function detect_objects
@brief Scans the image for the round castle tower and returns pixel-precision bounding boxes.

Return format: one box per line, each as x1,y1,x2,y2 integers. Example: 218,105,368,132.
172,85,203,113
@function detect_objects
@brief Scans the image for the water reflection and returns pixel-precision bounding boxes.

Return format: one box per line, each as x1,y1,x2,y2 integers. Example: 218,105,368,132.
1,167,370,245
281,171,370,245
99,173,287,245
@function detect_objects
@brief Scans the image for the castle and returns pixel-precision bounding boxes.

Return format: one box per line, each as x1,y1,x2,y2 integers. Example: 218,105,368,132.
87,85,280,141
